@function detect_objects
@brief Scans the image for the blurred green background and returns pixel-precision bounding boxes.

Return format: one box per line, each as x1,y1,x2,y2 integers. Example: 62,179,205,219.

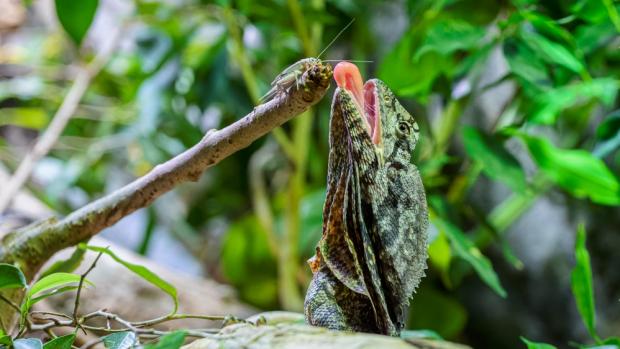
0,0,619,348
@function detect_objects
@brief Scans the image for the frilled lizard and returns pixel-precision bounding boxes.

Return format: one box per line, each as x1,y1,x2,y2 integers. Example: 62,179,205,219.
304,62,429,336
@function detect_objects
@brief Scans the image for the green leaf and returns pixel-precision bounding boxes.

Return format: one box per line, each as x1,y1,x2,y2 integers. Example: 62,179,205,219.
27,273,89,299
13,338,43,349
378,35,452,99
39,246,87,279
520,29,585,74
462,127,526,193
603,337,620,346
529,79,618,124
520,135,620,205
0,264,27,290
0,335,12,347
43,334,75,349
29,285,81,307
102,332,136,349
144,331,186,349
521,337,557,349
432,218,507,298
571,225,597,339
54,0,99,46
503,38,552,91
415,19,486,58
594,110,620,158
83,245,178,314
400,329,443,340
0,108,49,129
22,273,92,315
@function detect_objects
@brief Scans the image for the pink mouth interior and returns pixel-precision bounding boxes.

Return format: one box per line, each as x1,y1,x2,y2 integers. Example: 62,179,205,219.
333,62,381,145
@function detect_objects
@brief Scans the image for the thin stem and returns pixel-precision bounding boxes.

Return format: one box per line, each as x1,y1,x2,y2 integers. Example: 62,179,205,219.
602,0,620,33
73,251,104,322
0,294,20,313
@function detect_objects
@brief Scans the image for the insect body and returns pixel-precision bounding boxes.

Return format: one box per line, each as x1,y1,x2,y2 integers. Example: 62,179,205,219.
261,58,322,102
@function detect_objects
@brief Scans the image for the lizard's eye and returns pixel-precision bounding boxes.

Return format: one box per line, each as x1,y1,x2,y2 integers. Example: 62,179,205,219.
397,122,410,136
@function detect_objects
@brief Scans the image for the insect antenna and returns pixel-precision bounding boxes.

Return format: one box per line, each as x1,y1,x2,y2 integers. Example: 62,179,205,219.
316,18,355,59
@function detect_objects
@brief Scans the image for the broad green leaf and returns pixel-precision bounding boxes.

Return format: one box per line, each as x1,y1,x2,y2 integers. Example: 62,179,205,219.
415,20,486,58
39,246,87,279
54,0,99,46
378,35,452,99
596,110,620,140
571,225,597,339
520,135,620,205
462,127,526,193
13,338,43,349
83,245,178,314
43,334,75,349
520,29,584,74
432,218,507,298
0,108,48,129
400,329,443,340
521,337,557,349
0,264,27,290
27,273,89,299
576,22,617,54
144,331,186,349
594,110,620,158
571,0,608,23
102,332,136,349
503,38,552,92
0,335,12,347
29,285,81,307
529,79,618,124
603,337,620,345
22,273,92,314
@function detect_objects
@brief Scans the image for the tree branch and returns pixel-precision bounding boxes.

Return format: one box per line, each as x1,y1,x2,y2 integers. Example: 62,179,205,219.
0,60,332,280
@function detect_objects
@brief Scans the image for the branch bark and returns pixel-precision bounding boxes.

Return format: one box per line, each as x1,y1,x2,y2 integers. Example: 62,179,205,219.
0,60,332,326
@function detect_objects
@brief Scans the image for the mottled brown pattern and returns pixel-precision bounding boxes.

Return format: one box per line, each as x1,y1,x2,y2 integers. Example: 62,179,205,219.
304,78,429,336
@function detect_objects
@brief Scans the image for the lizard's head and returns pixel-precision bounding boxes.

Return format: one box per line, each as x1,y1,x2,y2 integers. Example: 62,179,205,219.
333,62,419,167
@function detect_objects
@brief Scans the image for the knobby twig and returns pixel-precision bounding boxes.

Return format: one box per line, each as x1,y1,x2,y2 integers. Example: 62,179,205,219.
0,26,123,214
72,250,104,332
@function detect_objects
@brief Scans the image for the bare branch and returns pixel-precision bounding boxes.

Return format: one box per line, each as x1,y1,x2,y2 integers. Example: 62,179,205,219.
72,250,104,331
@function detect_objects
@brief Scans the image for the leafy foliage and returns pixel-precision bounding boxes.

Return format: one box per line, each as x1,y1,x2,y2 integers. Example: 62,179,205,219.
82,245,179,314
571,226,597,340
102,332,136,349
0,264,27,290
54,0,99,46
42,334,75,349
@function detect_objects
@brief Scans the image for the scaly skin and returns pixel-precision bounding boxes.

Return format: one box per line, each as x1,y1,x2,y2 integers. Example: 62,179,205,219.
304,69,429,336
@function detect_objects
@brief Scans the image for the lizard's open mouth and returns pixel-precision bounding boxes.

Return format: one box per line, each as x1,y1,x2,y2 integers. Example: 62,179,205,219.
334,62,381,145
